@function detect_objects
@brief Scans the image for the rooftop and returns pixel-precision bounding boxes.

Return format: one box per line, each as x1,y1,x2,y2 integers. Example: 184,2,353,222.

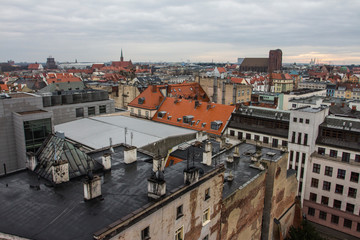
54,115,196,149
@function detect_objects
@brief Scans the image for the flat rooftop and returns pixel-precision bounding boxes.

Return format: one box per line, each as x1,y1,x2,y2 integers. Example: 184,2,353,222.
0,145,214,240
55,115,196,149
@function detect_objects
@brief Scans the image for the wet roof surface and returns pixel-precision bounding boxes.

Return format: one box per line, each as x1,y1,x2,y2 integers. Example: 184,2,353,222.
54,115,195,149
0,145,213,240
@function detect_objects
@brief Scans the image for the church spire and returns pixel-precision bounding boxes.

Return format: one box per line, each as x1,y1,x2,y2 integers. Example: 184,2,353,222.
120,49,124,62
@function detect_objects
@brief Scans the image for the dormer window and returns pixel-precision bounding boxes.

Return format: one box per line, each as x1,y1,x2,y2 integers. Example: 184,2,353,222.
211,121,223,130
138,97,145,104
177,118,182,122
157,111,166,118
183,115,194,124
202,123,206,128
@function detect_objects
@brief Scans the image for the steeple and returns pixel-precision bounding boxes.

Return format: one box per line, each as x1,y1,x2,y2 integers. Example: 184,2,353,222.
120,49,124,62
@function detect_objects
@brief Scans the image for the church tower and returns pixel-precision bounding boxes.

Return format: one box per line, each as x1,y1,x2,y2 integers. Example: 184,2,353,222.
120,49,124,62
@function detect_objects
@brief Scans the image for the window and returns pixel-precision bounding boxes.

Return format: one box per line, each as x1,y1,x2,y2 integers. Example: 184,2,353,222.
299,118,303,123
346,203,355,213
138,109,141,116
99,105,106,114
254,135,260,141
300,167,304,178
263,136,269,144
318,147,325,155
306,119,310,124
176,205,183,219
203,235,209,240
321,196,329,205
348,187,357,198
246,133,251,140
293,117,297,122
76,108,84,117
24,118,52,153
88,106,95,116
323,181,331,191
205,188,210,200
141,226,150,240
175,226,183,240
210,121,222,130
282,140,288,147
325,166,333,177
331,215,339,224
337,169,346,179
291,132,296,143
309,192,317,202
313,163,320,174
350,172,359,183
238,132,243,140
330,150,337,158
230,130,235,136
342,152,350,162
297,133,302,144
308,207,315,216
203,208,210,225
344,219,352,229
356,154,360,162
303,134,308,145
131,108,134,113
311,178,319,188
335,184,343,194
272,138,278,148
333,200,341,209
302,153,306,164
295,152,300,163
146,111,149,118
319,211,327,220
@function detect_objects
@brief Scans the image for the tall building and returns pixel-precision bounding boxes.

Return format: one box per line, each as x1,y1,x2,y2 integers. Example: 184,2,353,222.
46,56,57,69
269,49,282,72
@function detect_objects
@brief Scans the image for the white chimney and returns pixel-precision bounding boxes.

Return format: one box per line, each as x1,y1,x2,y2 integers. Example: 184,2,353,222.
147,177,166,199
83,175,102,201
196,131,203,141
227,155,234,163
233,146,240,157
152,156,164,172
51,160,69,184
26,152,37,171
202,150,212,166
184,167,200,185
124,146,137,164
205,141,212,152
102,153,112,170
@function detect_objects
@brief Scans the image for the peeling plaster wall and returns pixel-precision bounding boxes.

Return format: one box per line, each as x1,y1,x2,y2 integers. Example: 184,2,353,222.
220,171,267,240
111,172,224,240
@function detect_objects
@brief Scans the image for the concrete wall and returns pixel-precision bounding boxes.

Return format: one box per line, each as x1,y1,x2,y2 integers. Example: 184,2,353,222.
220,171,266,240
45,99,114,125
141,132,197,157
129,107,157,119
0,94,43,174
110,169,224,240
118,84,140,109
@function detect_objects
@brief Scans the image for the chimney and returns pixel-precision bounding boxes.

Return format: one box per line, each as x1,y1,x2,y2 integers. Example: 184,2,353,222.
330,101,335,106
202,150,212,166
352,106,357,111
151,85,157,93
183,167,200,185
342,102,345,107
233,146,240,157
26,152,37,171
226,155,234,163
147,177,166,199
204,140,212,152
124,146,137,164
196,131,204,142
153,155,164,172
194,100,200,108
102,153,112,170
51,160,70,184
83,175,102,201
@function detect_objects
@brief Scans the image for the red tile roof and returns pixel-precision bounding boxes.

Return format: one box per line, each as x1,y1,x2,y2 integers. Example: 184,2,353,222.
128,85,165,110
91,64,105,70
111,60,133,69
216,67,226,73
152,98,235,136
46,73,82,84
0,83,9,91
230,77,245,84
28,64,42,70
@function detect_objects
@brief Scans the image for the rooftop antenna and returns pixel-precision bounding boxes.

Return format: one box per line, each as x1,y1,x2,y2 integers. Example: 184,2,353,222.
131,132,133,146
124,127,128,145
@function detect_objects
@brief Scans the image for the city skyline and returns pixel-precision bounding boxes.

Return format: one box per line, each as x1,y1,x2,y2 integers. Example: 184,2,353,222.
1,0,360,64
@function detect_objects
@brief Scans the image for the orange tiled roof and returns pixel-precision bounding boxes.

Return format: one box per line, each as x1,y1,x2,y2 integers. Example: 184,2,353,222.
46,73,82,84
168,82,210,101
217,67,226,73
28,64,42,70
128,85,165,110
91,64,105,70
0,84,9,91
111,60,133,69
152,97,235,136
230,77,245,84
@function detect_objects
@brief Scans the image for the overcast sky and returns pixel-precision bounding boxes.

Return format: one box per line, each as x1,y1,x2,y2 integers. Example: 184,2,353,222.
1,0,360,64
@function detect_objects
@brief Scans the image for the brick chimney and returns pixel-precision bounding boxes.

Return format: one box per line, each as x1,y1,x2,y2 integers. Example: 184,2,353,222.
83,175,102,201
124,146,137,164
102,153,112,170
352,105,357,111
51,160,69,184
152,155,164,172
147,177,166,199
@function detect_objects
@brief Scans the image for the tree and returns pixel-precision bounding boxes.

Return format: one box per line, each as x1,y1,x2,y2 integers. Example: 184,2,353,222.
287,220,324,240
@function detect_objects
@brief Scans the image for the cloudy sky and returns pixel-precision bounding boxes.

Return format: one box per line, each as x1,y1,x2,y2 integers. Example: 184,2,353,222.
1,0,360,64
